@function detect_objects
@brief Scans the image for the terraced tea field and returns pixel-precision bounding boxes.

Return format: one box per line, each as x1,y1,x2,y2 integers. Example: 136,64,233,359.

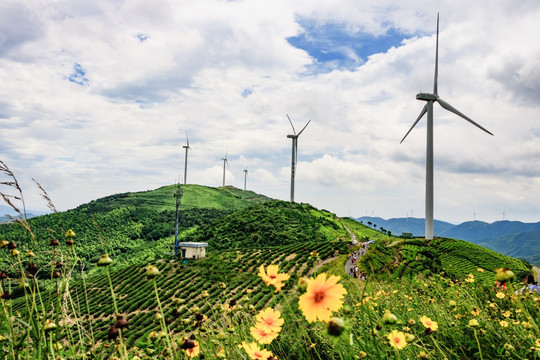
11,240,346,348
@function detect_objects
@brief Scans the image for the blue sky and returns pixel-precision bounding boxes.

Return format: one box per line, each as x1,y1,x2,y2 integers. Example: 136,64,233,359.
288,18,413,72
1,0,540,224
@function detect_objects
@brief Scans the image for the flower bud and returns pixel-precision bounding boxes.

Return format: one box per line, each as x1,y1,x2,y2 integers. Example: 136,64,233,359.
25,250,36,258
297,277,310,292
327,317,345,337
65,229,76,238
382,309,398,324
49,239,59,247
494,268,515,283
44,320,57,332
97,254,113,267
0,240,9,248
145,265,160,279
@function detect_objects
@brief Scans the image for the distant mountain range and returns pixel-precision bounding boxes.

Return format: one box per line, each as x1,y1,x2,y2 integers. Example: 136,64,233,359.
356,216,540,265
0,204,48,222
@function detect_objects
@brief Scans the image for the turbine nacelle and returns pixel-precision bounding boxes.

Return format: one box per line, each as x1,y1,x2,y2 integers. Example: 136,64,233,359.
416,93,438,101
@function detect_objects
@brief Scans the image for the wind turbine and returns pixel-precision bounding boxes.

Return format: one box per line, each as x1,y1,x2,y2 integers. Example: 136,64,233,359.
400,14,493,240
221,150,229,187
286,114,311,202
243,168,248,191
182,132,191,185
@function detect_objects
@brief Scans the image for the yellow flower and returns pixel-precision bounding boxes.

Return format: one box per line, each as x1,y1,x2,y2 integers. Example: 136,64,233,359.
496,292,505,299
255,308,283,333
501,310,511,318
298,273,347,323
358,351,367,358
419,316,438,331
468,319,480,327
180,339,200,359
408,319,416,326
241,341,274,360
418,351,428,358
387,330,407,350
449,300,456,307
535,339,540,347
477,268,484,272
258,265,290,292
250,324,278,344
471,308,480,316
499,320,509,328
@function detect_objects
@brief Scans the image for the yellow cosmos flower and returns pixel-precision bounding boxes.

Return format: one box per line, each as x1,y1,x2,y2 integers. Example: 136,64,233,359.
535,339,540,347
298,273,347,323
469,319,480,327
250,324,278,344
241,341,274,360
477,268,484,272
387,330,407,350
419,316,438,331
496,292,505,299
500,320,509,328
471,308,481,316
181,339,200,359
255,308,284,333
258,265,290,292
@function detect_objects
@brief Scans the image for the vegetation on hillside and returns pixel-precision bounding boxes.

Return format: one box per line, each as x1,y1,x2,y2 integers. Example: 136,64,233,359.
360,237,532,283
182,200,350,250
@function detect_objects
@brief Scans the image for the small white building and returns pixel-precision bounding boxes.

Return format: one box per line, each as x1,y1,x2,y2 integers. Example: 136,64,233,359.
178,242,208,259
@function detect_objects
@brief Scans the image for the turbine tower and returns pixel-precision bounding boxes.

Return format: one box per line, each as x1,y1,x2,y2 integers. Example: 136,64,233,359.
182,132,191,185
286,114,311,202
221,150,229,187
243,168,248,190
400,14,493,240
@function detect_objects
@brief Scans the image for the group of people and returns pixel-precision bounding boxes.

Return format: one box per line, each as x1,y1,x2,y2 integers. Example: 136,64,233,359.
347,242,369,280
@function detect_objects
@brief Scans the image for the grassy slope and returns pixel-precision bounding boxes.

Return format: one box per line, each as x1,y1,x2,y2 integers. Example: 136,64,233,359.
0,185,271,276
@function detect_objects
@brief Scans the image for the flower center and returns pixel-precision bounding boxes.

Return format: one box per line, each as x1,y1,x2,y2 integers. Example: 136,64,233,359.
313,291,325,303
395,337,401,344
269,274,276,279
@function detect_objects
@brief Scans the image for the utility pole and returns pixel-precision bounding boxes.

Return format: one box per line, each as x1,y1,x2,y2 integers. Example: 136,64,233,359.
174,184,183,257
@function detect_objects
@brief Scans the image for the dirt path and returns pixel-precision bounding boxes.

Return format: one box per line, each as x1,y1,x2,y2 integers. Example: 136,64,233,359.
343,224,368,279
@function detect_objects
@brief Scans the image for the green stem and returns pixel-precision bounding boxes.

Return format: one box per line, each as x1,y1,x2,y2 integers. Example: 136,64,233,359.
473,329,484,360
153,278,175,358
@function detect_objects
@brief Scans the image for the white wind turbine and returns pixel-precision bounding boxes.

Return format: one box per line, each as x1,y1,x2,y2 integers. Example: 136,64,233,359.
243,167,248,190
182,132,191,185
286,114,311,202
221,149,229,187
400,14,493,240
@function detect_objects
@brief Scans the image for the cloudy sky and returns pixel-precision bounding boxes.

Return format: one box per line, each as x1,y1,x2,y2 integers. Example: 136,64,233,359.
1,0,539,224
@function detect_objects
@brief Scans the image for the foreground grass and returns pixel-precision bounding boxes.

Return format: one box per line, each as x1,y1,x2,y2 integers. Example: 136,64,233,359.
1,244,539,359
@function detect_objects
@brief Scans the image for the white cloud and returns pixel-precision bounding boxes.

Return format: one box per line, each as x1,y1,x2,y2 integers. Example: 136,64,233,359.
1,0,540,224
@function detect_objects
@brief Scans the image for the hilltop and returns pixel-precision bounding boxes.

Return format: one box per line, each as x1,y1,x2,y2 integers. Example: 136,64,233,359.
0,184,271,274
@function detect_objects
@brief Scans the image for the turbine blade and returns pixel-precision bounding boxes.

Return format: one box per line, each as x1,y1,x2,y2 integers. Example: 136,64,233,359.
434,13,439,95
186,131,189,147
400,104,428,143
437,97,494,136
286,113,297,135
297,119,311,136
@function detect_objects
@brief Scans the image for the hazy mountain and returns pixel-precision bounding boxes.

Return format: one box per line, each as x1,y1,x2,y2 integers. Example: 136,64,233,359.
355,216,455,236
0,204,49,222
355,216,540,265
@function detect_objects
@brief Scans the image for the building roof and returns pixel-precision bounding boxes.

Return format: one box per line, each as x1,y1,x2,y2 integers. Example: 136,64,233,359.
178,242,209,248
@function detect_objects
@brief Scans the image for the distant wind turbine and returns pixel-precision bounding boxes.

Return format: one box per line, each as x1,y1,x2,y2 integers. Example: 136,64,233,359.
182,132,191,185
400,14,493,240
286,114,311,202
221,150,229,187
243,168,248,191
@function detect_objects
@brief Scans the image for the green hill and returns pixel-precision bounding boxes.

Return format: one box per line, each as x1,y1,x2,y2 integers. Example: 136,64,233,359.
0,184,271,275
